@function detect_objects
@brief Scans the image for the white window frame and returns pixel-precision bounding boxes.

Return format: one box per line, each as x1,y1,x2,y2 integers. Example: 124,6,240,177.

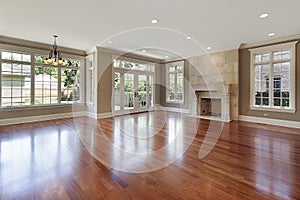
0,44,85,109
85,54,94,105
112,57,155,114
0,51,32,107
88,65,93,104
250,41,297,113
166,61,184,103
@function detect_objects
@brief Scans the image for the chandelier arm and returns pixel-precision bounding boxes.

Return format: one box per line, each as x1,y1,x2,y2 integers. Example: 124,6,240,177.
44,35,65,65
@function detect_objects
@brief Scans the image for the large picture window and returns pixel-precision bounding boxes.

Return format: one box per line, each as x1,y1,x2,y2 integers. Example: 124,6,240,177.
34,65,59,104
1,52,31,106
250,41,296,112
0,50,81,108
166,61,184,103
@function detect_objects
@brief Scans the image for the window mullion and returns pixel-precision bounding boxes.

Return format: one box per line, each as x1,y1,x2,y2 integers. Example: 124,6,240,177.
166,68,169,101
174,71,178,100
146,75,149,108
58,66,61,104
120,71,124,111
31,53,35,105
269,59,274,108
10,63,12,106
0,50,2,106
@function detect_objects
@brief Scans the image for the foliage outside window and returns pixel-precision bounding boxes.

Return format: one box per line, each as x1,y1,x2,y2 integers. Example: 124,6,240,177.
124,73,134,108
61,68,80,103
113,59,154,72
35,55,80,104
113,58,154,111
0,50,81,108
166,61,184,103
250,41,296,112
114,72,121,111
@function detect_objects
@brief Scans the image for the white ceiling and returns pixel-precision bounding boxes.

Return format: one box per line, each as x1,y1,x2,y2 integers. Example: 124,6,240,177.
0,0,300,60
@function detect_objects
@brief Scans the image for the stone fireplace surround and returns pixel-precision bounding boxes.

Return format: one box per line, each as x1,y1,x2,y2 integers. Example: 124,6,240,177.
189,84,231,122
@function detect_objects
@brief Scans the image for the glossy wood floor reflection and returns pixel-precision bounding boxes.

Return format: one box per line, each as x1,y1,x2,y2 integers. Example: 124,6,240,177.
0,111,300,199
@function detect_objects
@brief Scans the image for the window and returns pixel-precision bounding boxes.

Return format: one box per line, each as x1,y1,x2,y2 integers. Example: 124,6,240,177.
1,52,31,106
88,66,93,104
112,58,155,112
113,59,154,72
166,61,184,102
250,41,296,112
34,65,59,104
0,49,81,108
35,56,80,104
61,67,80,103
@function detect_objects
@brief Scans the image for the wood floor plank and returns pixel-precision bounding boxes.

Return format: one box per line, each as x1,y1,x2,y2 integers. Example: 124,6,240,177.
0,111,299,199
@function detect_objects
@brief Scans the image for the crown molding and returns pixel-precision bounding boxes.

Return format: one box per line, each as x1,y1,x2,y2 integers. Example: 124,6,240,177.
0,35,86,56
86,47,97,55
96,47,164,64
239,34,300,49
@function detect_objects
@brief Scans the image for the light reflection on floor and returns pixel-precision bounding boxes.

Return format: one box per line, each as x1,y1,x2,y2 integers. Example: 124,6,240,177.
0,111,299,199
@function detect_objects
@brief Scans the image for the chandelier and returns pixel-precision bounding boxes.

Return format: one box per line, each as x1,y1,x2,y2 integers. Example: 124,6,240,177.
44,35,67,66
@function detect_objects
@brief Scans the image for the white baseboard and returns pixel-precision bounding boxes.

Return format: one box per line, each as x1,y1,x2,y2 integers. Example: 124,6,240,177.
86,112,98,119
0,111,87,126
0,107,190,126
190,114,231,122
239,115,300,129
85,112,113,119
97,112,113,119
154,104,190,114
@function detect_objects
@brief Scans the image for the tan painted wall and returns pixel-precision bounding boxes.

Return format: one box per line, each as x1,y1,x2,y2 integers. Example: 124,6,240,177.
0,104,86,120
239,40,300,122
154,64,162,105
97,50,113,114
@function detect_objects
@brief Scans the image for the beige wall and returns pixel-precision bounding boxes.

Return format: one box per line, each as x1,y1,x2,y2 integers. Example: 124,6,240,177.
188,50,239,120
97,50,113,114
0,104,86,120
239,40,300,122
96,49,162,114
154,64,162,105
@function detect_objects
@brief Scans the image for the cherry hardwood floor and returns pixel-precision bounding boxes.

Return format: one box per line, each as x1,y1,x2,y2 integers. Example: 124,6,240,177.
0,111,300,199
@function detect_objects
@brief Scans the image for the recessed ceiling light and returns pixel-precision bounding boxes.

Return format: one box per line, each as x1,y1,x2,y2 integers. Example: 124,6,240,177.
259,13,269,19
268,32,275,37
186,36,192,40
165,56,169,58
206,46,212,50
151,19,159,24
108,41,112,44
142,49,146,53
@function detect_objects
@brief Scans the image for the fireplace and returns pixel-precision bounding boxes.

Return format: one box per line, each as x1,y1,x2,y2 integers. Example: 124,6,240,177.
189,84,231,122
199,98,221,117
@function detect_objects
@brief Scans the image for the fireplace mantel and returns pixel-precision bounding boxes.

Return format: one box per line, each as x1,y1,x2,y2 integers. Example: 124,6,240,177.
189,84,231,122
193,84,230,93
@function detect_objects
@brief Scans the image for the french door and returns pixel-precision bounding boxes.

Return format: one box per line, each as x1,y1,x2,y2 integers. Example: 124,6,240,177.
113,70,154,114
